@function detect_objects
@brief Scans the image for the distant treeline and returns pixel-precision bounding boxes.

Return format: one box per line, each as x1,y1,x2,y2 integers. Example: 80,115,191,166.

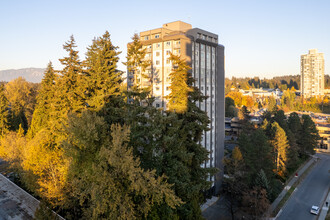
225,75,330,94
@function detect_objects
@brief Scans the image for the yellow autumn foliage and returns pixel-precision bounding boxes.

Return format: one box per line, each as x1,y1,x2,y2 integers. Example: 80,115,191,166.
22,129,68,204
0,129,26,168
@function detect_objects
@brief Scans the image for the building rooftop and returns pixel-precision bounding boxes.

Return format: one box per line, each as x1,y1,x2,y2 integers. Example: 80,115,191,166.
0,172,39,219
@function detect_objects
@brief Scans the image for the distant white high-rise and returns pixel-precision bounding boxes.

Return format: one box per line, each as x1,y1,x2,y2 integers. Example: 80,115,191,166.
301,49,325,97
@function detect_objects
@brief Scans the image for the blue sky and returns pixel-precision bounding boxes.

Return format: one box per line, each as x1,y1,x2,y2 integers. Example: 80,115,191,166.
0,0,329,78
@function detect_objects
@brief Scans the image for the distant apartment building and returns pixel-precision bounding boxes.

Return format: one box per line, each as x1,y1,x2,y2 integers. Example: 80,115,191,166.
301,49,325,97
127,21,225,193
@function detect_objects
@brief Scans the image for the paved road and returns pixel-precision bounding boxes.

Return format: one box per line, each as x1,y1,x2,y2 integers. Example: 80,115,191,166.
277,153,330,220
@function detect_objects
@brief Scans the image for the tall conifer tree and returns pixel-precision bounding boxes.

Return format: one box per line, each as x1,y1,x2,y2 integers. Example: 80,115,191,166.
167,54,192,114
56,35,84,115
124,33,151,89
299,115,320,156
29,62,56,136
158,54,212,219
270,122,289,176
0,84,9,135
84,31,122,109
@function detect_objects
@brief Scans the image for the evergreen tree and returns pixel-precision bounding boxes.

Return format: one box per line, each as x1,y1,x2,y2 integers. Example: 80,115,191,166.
287,112,301,135
274,110,288,131
299,115,320,156
161,55,212,219
63,112,182,219
270,122,289,177
29,62,56,137
167,54,192,114
84,31,122,109
56,35,84,116
0,84,9,136
124,33,151,89
286,112,301,169
255,169,271,198
239,129,274,185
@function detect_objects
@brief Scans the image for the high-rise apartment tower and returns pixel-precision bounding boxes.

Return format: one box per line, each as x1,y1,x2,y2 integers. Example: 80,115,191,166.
127,21,224,193
301,49,325,97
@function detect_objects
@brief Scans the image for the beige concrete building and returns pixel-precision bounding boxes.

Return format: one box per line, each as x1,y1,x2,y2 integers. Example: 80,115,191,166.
127,21,225,194
301,49,325,97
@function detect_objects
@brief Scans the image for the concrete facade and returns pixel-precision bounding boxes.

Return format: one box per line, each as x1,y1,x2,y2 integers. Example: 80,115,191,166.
127,21,225,194
301,49,325,97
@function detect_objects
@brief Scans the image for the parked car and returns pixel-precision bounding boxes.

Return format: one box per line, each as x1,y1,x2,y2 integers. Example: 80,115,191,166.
310,205,319,215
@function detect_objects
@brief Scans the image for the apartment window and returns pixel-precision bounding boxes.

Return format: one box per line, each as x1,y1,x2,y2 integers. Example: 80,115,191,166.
156,103,160,108
202,35,206,40
166,50,171,55
166,76,170,82
198,33,201,38
166,86,169,91
155,34,160,39
156,52,160,56
144,36,149,40
157,43,161,48
155,87,160,91
166,59,170,64
166,41,171,46
156,60,160,65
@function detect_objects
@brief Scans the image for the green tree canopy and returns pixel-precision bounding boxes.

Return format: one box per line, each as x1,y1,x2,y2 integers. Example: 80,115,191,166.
0,84,9,136
84,31,122,109
167,54,192,114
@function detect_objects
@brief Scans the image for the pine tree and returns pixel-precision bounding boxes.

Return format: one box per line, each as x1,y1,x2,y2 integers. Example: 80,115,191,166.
255,169,271,197
124,33,151,89
299,115,320,157
29,62,56,137
0,84,9,136
239,129,274,185
84,31,122,109
288,112,301,134
274,110,288,131
158,54,212,219
270,122,289,177
167,54,192,114
56,35,84,115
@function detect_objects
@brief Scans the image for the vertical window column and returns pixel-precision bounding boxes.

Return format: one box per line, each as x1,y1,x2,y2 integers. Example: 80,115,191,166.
211,47,216,168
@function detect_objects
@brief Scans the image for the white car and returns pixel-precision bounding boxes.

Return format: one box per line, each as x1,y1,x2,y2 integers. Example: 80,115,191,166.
310,206,319,215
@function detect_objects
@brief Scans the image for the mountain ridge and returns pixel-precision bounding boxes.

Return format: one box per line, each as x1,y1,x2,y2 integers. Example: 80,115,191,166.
0,68,45,83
